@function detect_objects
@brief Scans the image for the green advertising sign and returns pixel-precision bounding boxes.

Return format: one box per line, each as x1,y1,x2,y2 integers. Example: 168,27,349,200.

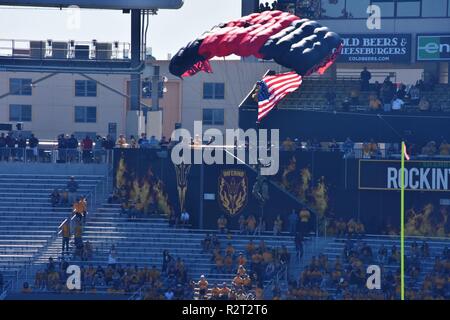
417,35,450,61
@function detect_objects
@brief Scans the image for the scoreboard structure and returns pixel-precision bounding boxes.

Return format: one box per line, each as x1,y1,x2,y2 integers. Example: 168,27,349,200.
0,0,184,9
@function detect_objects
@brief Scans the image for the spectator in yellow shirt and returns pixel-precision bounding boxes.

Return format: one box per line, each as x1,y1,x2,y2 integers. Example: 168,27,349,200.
237,253,247,267
61,219,71,256
238,215,246,234
225,243,235,257
21,282,32,294
246,215,257,234
224,254,233,273
369,95,382,111
439,140,450,155
282,137,295,151
246,240,256,256
217,215,228,234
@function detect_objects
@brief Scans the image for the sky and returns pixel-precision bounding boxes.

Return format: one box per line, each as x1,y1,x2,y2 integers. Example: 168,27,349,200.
0,0,242,59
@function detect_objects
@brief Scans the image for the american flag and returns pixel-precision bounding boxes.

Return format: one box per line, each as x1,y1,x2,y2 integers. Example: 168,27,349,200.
257,71,302,122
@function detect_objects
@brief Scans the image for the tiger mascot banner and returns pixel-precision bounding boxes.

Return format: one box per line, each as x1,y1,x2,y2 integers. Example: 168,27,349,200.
218,169,248,216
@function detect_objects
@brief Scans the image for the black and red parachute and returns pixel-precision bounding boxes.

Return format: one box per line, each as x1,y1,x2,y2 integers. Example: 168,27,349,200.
169,10,342,78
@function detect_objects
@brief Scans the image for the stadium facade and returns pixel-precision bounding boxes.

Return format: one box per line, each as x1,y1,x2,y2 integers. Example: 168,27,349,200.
0,57,277,140
244,0,450,85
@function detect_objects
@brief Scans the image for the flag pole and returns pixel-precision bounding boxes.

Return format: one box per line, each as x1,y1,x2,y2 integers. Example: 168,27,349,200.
400,141,405,301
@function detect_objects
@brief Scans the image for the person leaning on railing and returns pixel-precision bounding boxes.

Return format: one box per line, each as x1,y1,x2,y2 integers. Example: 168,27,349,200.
81,135,93,163
116,134,127,148
0,133,6,161
16,134,27,161
28,134,39,162
6,132,16,161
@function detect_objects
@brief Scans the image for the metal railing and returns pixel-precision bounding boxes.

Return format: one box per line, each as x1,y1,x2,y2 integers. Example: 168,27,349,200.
0,39,131,61
336,70,397,83
2,143,447,165
0,147,114,164
263,262,288,299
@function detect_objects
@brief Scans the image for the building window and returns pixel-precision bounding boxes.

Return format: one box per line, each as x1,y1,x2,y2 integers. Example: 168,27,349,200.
9,104,32,122
421,0,447,17
346,0,370,18
75,106,97,123
9,78,32,95
321,0,346,18
396,0,420,17
202,109,224,125
142,81,164,99
203,83,225,100
75,80,97,97
371,0,395,17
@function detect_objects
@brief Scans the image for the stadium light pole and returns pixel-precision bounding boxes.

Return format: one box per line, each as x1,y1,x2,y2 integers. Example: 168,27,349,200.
400,141,405,301
130,9,142,112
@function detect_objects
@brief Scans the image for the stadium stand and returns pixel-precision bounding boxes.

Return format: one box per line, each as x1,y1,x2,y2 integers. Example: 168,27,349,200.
1,166,448,300
0,174,107,294
288,235,450,300
15,201,308,299
279,78,450,113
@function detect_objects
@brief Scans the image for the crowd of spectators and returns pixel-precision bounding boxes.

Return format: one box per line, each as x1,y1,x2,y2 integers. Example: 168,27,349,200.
216,214,270,236
115,133,171,150
216,210,310,237
0,132,39,162
0,132,174,164
27,252,193,299
202,234,289,291
285,237,449,300
258,0,322,19
326,217,366,238
258,1,279,12
56,134,115,163
280,136,450,160
358,68,439,113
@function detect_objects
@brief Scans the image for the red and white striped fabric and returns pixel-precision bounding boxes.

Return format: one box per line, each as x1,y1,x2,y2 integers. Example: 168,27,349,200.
257,71,302,122
403,143,410,161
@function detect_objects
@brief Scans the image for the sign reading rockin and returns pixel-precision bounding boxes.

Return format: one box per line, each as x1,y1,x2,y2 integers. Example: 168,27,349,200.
359,160,450,192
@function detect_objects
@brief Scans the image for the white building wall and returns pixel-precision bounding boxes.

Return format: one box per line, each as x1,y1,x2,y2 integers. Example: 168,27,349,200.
0,72,129,140
178,60,279,133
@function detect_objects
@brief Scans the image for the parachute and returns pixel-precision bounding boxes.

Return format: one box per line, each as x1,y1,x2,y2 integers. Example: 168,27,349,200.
169,10,342,78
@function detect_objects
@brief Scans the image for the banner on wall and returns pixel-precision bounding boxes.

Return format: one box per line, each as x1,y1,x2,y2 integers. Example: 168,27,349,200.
175,163,191,212
217,169,248,216
417,34,450,61
359,160,450,192
338,34,412,63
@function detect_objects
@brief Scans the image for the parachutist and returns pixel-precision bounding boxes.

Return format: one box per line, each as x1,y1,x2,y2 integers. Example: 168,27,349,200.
252,160,270,205
169,10,342,92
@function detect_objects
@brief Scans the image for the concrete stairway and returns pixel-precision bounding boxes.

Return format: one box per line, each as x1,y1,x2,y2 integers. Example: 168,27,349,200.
0,174,106,292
